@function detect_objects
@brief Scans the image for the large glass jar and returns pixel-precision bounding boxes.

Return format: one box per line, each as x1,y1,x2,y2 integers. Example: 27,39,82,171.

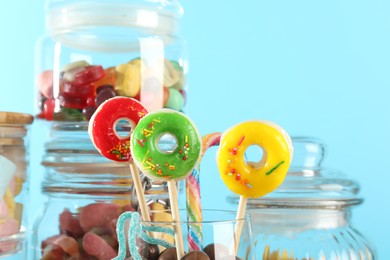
30,121,171,259
229,137,376,260
0,112,34,259
35,0,187,122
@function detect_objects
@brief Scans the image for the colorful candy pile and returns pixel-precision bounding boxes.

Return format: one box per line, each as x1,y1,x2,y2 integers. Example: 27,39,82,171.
0,112,33,255
36,58,186,121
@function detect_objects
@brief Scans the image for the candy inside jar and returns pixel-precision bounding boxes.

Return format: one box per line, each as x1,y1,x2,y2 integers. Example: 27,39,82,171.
0,112,34,259
35,0,187,122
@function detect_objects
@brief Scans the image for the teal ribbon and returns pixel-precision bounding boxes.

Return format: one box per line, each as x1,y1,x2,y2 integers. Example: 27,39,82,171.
113,211,175,260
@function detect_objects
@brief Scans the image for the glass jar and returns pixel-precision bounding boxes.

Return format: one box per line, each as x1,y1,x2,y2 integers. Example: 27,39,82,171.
229,137,376,260
0,112,34,259
30,121,171,259
35,0,187,122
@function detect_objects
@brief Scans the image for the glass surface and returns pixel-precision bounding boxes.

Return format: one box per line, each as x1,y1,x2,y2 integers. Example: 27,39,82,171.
130,209,255,259
0,112,34,259
35,0,187,122
229,137,376,260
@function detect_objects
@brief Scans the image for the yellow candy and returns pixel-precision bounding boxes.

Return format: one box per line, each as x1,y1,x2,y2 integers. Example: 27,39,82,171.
3,188,16,218
164,59,182,88
217,121,293,198
115,60,142,97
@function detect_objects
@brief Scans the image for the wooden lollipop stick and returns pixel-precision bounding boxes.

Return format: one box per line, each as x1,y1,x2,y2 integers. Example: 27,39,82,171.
129,162,151,222
233,196,248,254
168,180,185,260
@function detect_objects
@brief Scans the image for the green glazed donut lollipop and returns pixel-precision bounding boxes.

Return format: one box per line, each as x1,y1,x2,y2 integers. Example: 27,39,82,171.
130,109,202,260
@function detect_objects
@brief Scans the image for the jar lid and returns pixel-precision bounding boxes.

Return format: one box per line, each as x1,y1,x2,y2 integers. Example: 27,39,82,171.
228,137,363,209
45,0,184,52
0,112,34,125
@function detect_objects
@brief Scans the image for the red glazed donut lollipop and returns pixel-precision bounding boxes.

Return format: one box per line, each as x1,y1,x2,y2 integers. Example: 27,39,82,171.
88,97,152,225
88,96,147,162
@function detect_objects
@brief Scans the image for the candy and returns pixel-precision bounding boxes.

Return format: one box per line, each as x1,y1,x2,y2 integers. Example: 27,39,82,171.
42,234,80,258
36,59,186,121
0,155,16,199
130,109,202,259
158,247,178,260
70,66,105,87
216,121,293,254
130,109,201,181
62,60,90,73
36,70,54,99
89,97,148,162
59,209,84,238
217,121,292,198
163,59,182,88
115,60,141,97
95,85,116,108
94,67,116,88
61,82,95,98
165,88,184,111
79,203,122,232
181,251,210,260
186,133,222,252
203,243,230,260
89,97,153,241
83,232,117,260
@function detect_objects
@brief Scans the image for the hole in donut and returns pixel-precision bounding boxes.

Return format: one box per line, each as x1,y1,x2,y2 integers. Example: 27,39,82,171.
114,118,135,139
156,133,178,154
244,145,265,169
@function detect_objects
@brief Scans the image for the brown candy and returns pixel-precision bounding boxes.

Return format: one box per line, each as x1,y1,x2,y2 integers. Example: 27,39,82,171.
181,250,210,260
158,247,178,260
203,243,230,260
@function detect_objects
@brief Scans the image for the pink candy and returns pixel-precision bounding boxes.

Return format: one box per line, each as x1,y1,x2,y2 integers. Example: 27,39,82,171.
79,203,122,232
41,203,135,259
83,232,117,260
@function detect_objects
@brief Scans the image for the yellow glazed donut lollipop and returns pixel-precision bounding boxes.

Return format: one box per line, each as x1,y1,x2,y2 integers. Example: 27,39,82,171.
216,120,293,253
217,121,293,198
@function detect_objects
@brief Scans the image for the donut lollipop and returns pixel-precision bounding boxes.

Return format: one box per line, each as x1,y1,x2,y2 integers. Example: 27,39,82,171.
88,96,152,223
131,109,202,259
216,121,293,253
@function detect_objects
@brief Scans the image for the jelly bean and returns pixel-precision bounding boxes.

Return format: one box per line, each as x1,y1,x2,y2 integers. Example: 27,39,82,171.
95,85,116,108
79,203,122,232
37,70,54,99
115,61,141,97
94,67,116,88
42,98,55,121
59,209,84,238
83,232,117,260
61,82,95,98
71,66,105,87
42,234,80,258
165,87,184,111
82,106,97,121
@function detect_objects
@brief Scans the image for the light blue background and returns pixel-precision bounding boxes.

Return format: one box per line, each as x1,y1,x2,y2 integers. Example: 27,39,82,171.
1,0,389,258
